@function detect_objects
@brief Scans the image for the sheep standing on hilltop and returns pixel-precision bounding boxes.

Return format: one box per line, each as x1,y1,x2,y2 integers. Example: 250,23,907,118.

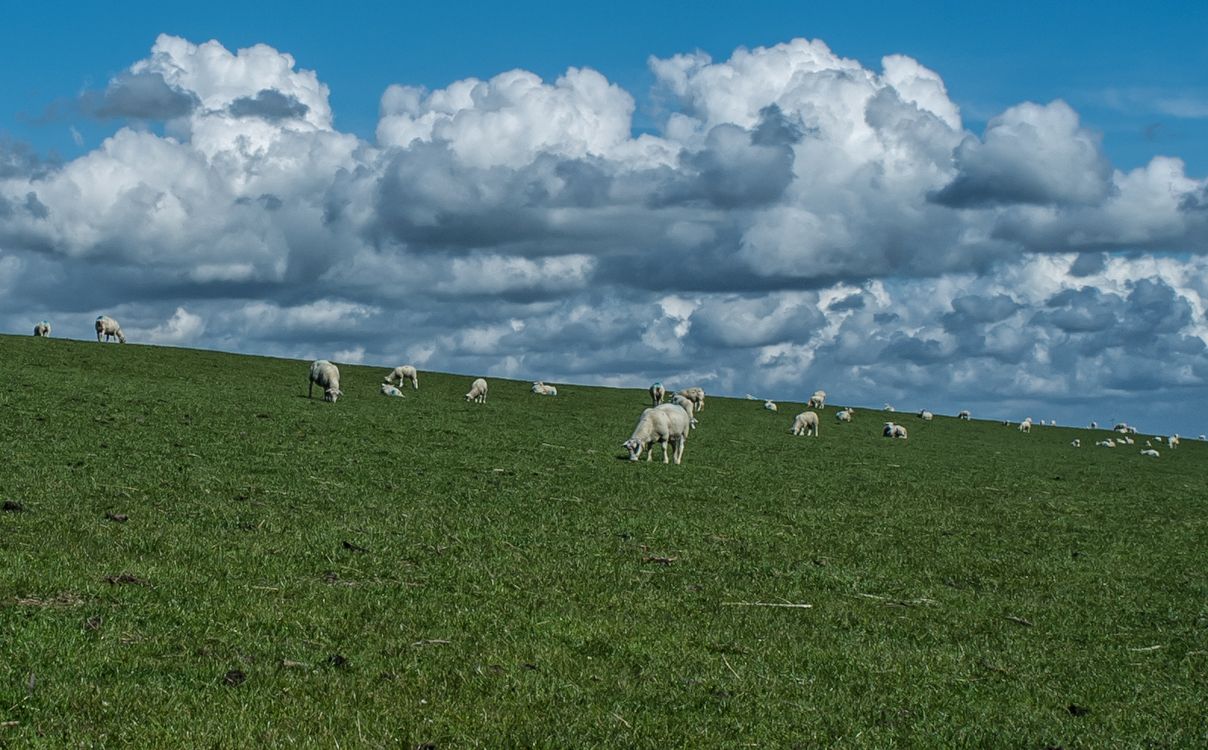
670,394,699,430
624,403,691,464
1168,434,1180,449
531,381,558,396
918,410,934,421
677,387,706,413
95,315,125,343
958,410,971,420
649,382,665,407
790,411,819,437
33,321,51,337
308,360,343,402
1019,418,1032,433
384,365,419,390
465,377,489,403
807,390,826,409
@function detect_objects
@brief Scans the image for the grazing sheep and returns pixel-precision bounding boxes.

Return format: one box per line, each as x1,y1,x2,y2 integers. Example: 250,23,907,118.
670,394,699,429
807,390,826,409
33,321,51,337
465,377,488,403
1090,421,1098,429
384,365,419,390
884,403,895,412
308,360,343,402
918,410,933,421
1140,449,1160,458
1168,434,1180,449
1096,439,1116,448
764,400,778,412
531,381,558,396
677,387,706,413
835,407,853,423
649,382,666,407
790,411,820,437
624,404,691,464
1199,434,1206,441
958,410,971,420
379,383,405,398
882,422,908,439
1019,418,1032,433
95,315,125,343
1071,439,1081,448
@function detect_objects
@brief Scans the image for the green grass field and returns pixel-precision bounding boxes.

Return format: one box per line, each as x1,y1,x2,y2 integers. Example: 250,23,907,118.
2,334,1205,748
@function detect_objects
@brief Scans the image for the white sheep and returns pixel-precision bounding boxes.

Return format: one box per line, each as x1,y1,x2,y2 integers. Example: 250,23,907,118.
918,410,934,421
807,390,826,409
791,411,820,437
33,321,51,337
1199,434,1206,441
649,382,666,407
677,386,706,413
1096,439,1116,448
764,400,778,412
1121,436,1135,445
1071,439,1081,448
465,377,488,403
835,407,853,423
884,403,895,412
1019,418,1032,433
624,404,691,464
308,360,343,402
882,422,908,439
531,381,558,396
1090,421,1098,429
670,394,698,429
379,383,405,398
957,410,971,420
1168,434,1180,449
1140,449,1160,458
384,365,419,390
95,315,125,343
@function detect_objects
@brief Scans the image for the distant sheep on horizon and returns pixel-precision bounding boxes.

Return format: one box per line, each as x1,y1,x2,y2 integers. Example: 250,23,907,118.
95,315,125,343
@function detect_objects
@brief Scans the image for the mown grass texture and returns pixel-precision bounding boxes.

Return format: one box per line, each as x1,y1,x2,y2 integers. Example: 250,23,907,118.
1,334,1205,748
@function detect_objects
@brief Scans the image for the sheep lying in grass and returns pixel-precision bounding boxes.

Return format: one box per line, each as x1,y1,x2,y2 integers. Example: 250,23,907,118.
384,365,419,390
958,410,971,420
33,321,51,337
791,411,820,436
531,381,558,396
380,383,405,398
95,315,125,343
1071,439,1081,448
1096,439,1116,448
835,407,853,422
764,400,778,412
624,403,692,464
1121,436,1135,445
807,390,826,409
883,422,908,439
677,387,706,413
918,410,934,421
465,377,488,403
308,360,343,402
1140,448,1160,457
649,382,665,407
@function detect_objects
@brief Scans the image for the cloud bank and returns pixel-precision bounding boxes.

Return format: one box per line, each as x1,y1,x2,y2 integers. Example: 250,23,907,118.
2,34,1207,433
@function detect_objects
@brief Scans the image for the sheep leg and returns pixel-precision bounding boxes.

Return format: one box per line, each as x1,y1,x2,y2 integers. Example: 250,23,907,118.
662,441,670,464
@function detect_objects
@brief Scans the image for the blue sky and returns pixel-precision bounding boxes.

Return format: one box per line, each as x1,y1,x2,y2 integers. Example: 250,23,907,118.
1,1,1207,435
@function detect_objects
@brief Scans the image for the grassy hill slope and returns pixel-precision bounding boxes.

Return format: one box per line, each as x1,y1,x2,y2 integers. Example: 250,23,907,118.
1,335,1205,747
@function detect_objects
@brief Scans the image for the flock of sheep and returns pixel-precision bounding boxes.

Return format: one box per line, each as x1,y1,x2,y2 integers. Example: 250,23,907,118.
33,316,1200,461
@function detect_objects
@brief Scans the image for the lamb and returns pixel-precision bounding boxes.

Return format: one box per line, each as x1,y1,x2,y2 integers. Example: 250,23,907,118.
33,321,51,337
835,407,853,422
465,377,488,403
531,381,558,396
308,360,343,402
807,390,826,409
918,410,934,421
883,422,908,439
670,394,698,429
1168,434,1180,449
677,387,706,413
384,365,419,390
764,400,778,412
957,410,971,420
1071,439,1081,448
790,411,820,437
95,315,125,343
649,382,666,407
1019,418,1032,433
624,403,691,464
1140,449,1160,458
379,383,405,398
